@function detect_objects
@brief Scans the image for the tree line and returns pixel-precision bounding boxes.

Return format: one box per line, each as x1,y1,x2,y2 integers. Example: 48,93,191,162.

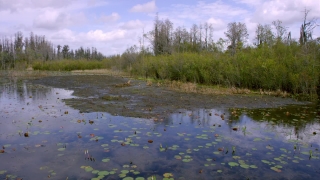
0,31,105,69
109,9,319,98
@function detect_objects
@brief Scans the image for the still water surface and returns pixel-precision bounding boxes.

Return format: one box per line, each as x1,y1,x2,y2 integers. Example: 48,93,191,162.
1,78,320,180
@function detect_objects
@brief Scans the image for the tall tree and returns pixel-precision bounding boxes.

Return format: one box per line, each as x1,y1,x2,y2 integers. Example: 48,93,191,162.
145,14,173,55
272,20,287,42
62,45,69,59
224,22,248,55
255,24,274,47
299,9,318,45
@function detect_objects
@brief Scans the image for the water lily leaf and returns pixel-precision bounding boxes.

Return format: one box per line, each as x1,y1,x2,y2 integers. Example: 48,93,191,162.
102,158,110,162
163,173,173,178
133,171,140,175
228,162,239,167
271,167,281,172
85,166,93,172
250,165,258,168
92,170,99,174
98,171,109,176
121,170,129,174
240,164,249,169
123,177,134,180
182,159,192,162
253,138,262,141
261,160,270,164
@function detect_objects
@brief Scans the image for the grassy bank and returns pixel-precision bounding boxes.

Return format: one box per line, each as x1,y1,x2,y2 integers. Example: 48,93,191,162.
127,43,319,99
32,59,108,71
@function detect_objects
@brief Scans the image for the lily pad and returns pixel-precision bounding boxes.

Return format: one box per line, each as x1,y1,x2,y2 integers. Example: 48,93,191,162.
228,162,239,167
92,170,99,174
123,177,134,180
121,170,129,174
250,165,258,169
240,164,250,169
163,173,173,178
85,166,93,172
98,171,109,176
102,158,110,162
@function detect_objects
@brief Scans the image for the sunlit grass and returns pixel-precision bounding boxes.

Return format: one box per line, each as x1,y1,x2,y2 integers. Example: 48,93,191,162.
32,59,107,71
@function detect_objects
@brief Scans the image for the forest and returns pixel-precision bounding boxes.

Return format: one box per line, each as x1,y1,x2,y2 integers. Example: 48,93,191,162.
0,32,105,70
1,10,319,98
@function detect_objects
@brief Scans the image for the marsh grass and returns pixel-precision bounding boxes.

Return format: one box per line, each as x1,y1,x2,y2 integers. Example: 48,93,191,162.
0,70,71,78
147,79,292,97
127,42,320,99
71,69,130,77
32,59,106,71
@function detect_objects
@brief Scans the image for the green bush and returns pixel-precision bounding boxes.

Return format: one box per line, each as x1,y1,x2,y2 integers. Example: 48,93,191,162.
32,59,107,71
129,42,320,98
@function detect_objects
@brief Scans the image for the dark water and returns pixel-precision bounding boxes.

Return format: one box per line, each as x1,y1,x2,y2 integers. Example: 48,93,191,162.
1,78,320,180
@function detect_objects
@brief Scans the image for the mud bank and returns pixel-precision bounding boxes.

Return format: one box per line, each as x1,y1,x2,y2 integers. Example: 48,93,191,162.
30,75,308,118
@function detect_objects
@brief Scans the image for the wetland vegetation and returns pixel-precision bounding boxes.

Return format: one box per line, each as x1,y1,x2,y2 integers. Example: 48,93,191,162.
1,76,320,180
0,9,320,180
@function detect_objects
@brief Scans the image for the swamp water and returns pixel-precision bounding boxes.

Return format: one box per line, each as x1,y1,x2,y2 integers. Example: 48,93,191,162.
0,78,320,180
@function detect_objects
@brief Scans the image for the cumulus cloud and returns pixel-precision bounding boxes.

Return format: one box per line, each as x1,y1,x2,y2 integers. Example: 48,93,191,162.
33,9,87,30
100,13,120,23
251,0,320,25
86,29,127,42
130,0,156,13
207,18,226,31
0,0,76,12
51,29,77,42
120,20,145,30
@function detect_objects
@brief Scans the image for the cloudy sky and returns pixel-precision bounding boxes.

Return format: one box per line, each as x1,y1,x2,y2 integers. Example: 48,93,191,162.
0,0,319,55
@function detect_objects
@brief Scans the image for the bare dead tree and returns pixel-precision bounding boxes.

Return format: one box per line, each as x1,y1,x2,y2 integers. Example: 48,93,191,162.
225,22,248,55
255,24,274,47
299,8,318,45
272,20,287,42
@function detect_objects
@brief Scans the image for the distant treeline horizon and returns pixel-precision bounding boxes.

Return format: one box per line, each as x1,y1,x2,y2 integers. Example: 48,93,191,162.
0,31,105,69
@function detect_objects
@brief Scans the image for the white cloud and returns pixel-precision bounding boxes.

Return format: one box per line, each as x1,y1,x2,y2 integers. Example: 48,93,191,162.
120,20,145,30
252,0,320,25
86,29,127,42
33,9,87,30
100,13,120,23
0,0,76,11
130,0,156,13
33,10,67,29
207,18,226,31
51,29,77,42
1,0,319,56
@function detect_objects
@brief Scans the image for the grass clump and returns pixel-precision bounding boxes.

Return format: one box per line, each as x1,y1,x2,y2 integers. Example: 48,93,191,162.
32,59,106,71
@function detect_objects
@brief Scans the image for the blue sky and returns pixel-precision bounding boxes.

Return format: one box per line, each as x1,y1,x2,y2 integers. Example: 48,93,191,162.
0,0,319,55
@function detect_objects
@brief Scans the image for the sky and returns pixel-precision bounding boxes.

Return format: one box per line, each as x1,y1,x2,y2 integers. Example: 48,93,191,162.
0,0,319,56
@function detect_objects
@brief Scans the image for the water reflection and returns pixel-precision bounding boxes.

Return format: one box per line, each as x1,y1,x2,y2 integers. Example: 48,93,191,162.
1,78,320,180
